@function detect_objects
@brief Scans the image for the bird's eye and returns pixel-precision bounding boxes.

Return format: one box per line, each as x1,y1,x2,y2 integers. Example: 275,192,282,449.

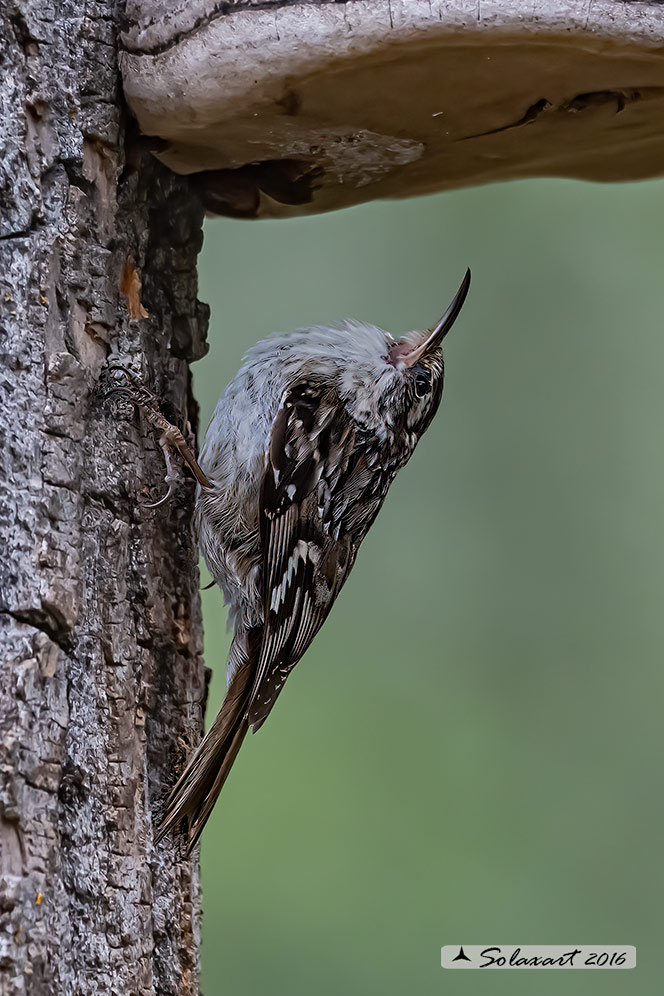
413,370,431,398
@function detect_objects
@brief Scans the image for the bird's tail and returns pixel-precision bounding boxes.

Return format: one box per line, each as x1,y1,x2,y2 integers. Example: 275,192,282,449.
156,657,254,853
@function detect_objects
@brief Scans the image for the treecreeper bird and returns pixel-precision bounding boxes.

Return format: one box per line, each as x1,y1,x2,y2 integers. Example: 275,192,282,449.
110,269,470,852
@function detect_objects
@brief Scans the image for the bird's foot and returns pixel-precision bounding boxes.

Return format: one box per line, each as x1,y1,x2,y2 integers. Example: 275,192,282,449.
101,363,212,505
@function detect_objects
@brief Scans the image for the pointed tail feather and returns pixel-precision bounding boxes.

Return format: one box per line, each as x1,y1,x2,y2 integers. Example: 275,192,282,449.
156,661,253,853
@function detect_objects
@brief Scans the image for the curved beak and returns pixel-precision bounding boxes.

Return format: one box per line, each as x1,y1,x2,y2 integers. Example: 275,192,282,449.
395,268,471,367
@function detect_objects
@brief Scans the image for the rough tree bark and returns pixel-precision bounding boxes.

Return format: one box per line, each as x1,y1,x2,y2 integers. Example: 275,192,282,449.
1,3,208,994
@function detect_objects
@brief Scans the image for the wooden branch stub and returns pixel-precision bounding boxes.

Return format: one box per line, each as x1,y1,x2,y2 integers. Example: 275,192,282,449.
121,1,664,218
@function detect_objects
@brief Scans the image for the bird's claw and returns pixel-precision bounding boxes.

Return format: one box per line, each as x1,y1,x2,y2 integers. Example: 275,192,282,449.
140,433,185,507
100,361,212,507
140,480,177,509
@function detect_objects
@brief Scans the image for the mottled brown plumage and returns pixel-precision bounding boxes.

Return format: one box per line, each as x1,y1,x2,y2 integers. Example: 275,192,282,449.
153,270,470,851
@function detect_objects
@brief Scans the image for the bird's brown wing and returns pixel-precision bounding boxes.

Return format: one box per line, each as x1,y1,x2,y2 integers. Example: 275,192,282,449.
247,379,386,731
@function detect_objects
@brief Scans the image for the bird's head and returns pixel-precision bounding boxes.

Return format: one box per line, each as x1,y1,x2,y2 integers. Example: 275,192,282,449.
336,269,471,442
236,270,470,453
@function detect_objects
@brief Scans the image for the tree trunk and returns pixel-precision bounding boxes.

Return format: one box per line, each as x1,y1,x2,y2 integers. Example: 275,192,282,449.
0,3,208,994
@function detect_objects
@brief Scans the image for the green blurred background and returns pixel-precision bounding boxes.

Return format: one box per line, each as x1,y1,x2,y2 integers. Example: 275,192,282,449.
195,179,663,995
